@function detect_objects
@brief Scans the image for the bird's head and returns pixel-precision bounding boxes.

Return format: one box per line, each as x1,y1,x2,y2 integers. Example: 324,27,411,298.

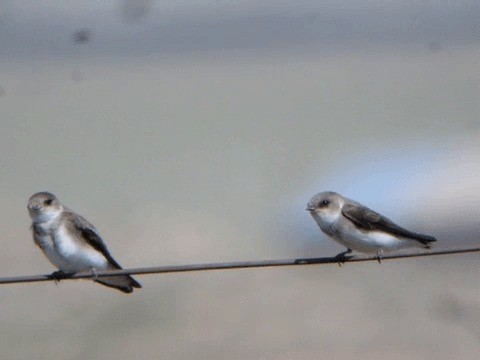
306,191,344,224
28,192,63,223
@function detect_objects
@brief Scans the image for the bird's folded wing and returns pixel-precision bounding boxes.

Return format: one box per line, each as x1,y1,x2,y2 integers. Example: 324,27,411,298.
341,203,422,239
63,211,123,269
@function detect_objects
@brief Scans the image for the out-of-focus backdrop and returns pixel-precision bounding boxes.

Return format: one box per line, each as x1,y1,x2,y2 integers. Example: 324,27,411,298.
0,1,479,359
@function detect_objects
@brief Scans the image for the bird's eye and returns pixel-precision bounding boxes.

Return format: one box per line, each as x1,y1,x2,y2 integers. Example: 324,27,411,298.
319,199,329,207
44,199,53,206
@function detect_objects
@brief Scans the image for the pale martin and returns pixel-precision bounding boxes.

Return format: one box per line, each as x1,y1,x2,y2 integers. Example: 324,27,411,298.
28,192,141,293
307,191,437,262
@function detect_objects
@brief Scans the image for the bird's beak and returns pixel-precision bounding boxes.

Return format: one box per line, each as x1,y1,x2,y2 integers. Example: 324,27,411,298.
28,202,41,211
306,206,315,211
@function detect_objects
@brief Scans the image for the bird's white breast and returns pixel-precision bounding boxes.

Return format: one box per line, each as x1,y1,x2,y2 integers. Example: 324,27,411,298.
34,220,71,270
53,225,109,272
311,210,341,235
339,227,419,253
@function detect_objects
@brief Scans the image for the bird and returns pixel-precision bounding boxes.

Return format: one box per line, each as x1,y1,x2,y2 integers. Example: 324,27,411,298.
306,191,436,263
28,192,141,293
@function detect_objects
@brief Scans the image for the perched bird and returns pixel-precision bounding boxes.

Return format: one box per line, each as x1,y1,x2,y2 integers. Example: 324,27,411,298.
306,191,436,262
28,192,141,293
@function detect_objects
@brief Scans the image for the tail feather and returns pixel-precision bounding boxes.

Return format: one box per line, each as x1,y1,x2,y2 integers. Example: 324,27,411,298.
95,275,142,294
130,276,142,289
410,233,437,247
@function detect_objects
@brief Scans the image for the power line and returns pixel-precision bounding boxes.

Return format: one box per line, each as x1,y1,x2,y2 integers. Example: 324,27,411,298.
0,246,478,285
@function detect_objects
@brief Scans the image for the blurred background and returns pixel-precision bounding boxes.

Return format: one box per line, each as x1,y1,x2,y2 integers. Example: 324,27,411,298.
0,1,479,359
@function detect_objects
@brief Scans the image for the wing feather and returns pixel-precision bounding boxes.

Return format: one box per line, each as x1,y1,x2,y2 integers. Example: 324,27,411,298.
64,211,142,290
341,204,436,245
64,211,123,269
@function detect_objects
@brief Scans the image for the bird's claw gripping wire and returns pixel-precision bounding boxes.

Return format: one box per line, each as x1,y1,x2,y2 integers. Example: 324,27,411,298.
49,270,73,284
334,248,353,267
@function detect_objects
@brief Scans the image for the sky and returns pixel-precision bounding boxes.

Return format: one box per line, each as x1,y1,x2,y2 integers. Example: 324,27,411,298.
0,1,477,59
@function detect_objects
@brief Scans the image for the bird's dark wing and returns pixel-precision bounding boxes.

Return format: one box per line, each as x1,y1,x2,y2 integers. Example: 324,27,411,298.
59,211,142,292
63,211,142,292
341,203,436,245
64,211,123,269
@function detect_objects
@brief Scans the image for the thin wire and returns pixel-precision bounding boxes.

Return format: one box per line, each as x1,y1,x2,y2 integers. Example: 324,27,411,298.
0,246,478,285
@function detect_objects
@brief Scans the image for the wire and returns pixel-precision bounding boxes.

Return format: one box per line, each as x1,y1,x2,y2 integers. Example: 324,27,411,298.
0,246,478,285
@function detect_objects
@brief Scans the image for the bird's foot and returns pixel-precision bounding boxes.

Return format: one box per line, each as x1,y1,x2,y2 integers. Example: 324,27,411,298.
334,248,353,267
90,268,99,281
376,250,384,264
49,270,73,284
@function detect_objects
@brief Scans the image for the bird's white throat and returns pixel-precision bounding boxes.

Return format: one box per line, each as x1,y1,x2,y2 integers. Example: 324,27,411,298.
30,208,63,224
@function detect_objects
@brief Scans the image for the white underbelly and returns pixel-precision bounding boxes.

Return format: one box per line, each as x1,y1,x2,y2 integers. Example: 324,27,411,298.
52,227,109,272
37,234,72,270
336,229,419,254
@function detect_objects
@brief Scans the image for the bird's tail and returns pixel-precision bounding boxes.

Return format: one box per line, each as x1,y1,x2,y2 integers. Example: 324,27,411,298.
95,275,142,294
411,233,437,248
